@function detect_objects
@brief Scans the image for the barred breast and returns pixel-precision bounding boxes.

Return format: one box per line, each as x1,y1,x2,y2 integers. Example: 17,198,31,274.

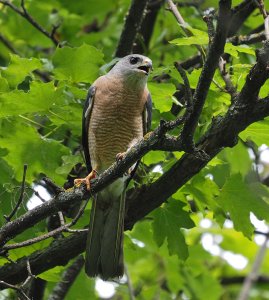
88,75,148,171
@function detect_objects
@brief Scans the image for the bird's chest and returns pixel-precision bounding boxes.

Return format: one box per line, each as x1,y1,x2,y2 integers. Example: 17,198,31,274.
89,86,146,168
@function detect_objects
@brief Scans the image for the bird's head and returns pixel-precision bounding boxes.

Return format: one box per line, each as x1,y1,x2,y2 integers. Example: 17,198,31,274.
109,54,153,85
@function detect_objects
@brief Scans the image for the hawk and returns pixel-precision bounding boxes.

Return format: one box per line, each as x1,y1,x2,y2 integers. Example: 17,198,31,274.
75,54,152,280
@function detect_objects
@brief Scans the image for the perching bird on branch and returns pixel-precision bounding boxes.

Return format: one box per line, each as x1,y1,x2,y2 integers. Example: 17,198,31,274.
74,54,152,280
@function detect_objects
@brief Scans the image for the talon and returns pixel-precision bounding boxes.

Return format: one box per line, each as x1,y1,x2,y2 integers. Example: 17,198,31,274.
116,152,126,162
74,170,98,190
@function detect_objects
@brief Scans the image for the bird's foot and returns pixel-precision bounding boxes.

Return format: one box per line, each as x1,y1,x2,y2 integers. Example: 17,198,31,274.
74,170,98,190
116,152,126,162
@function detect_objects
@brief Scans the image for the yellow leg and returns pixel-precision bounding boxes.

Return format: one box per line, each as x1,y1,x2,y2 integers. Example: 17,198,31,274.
74,170,98,190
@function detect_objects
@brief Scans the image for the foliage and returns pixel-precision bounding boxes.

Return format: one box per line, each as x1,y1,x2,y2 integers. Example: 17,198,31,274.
0,0,269,299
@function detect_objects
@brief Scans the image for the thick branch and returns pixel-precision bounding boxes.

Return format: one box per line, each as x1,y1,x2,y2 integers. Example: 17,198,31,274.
181,0,232,145
0,232,86,285
133,0,164,54
48,255,84,300
237,41,269,106
115,0,149,57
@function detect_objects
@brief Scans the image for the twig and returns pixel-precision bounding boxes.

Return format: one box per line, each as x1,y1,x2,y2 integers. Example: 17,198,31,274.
166,0,205,58
265,16,269,40
174,62,193,110
219,57,237,98
4,164,28,222
166,0,185,25
48,255,84,300
42,177,64,195
255,0,267,19
2,200,89,251
21,260,36,289
0,32,51,82
237,233,269,300
228,31,266,45
0,281,31,300
254,0,269,40
0,0,60,46
0,33,20,54
203,9,215,44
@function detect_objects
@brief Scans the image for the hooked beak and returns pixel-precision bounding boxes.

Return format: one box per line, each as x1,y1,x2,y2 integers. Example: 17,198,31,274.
137,60,153,75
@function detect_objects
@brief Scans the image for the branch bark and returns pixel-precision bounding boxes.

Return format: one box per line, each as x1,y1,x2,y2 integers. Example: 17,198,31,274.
48,255,84,300
181,0,232,146
115,0,150,57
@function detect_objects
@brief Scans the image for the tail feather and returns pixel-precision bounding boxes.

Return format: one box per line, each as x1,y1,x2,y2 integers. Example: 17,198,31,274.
100,191,125,279
85,197,104,277
85,180,125,280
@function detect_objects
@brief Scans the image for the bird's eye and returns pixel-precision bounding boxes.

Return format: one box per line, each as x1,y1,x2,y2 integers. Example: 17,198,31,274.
129,56,139,65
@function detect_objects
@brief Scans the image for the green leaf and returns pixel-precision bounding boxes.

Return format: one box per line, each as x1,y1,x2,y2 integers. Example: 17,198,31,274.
0,77,9,92
217,174,269,238
152,201,194,259
1,54,42,88
0,120,70,183
239,119,269,146
143,150,166,166
56,154,82,175
223,140,252,176
148,82,175,113
170,28,208,46
182,175,221,214
184,270,223,300
52,44,104,83
38,266,65,282
0,81,65,118
225,43,255,58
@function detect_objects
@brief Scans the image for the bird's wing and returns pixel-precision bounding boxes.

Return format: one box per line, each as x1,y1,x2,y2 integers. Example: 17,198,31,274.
82,85,96,173
143,92,152,134
126,92,152,184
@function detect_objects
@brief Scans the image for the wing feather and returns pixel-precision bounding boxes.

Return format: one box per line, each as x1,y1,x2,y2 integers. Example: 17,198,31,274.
143,92,152,134
82,85,96,172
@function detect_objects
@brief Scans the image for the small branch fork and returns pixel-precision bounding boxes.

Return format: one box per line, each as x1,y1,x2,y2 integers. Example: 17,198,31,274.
1,199,89,251
219,57,237,99
0,0,60,46
4,164,28,223
0,260,35,300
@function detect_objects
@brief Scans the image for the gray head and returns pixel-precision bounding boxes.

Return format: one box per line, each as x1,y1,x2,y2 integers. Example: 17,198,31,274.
108,54,153,84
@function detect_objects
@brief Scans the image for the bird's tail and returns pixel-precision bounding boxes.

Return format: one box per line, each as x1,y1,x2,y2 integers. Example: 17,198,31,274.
85,187,125,280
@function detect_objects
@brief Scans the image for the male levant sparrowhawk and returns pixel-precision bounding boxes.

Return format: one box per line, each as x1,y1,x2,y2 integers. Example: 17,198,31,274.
74,54,152,280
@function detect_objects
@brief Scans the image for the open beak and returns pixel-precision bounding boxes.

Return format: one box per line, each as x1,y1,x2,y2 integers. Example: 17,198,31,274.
137,61,153,75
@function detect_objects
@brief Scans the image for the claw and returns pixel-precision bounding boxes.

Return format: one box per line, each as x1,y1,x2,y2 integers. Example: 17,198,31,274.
116,152,126,162
74,170,98,190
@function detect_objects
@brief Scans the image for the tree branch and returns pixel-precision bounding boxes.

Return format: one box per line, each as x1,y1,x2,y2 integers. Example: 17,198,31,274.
0,0,60,46
4,164,27,222
133,0,164,54
115,0,150,57
0,232,87,286
237,233,269,300
48,255,84,300
181,0,232,146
